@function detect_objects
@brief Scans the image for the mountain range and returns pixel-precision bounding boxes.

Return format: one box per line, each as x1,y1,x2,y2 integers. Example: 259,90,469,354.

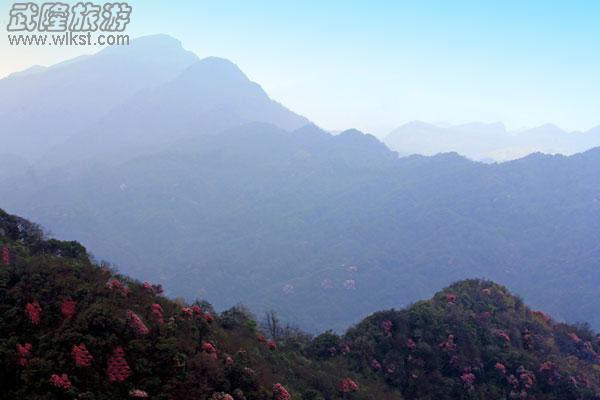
2,35,600,334
384,121,600,162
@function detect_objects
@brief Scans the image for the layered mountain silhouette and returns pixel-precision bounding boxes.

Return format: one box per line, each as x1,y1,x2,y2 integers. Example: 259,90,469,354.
2,209,600,399
2,35,600,334
385,121,600,161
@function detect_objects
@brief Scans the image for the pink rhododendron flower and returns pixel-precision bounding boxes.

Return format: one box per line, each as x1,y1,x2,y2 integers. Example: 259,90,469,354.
202,341,218,360
25,301,42,325
2,245,9,266
17,343,32,366
72,343,93,367
49,373,72,389
339,378,359,393
381,319,393,336
461,372,476,388
273,383,291,400
129,389,149,398
107,346,132,382
61,298,77,320
127,311,149,335
151,303,164,325
440,334,457,352
267,339,277,350
495,362,506,374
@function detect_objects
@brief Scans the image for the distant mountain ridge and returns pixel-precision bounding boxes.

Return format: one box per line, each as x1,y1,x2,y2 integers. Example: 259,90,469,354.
385,121,600,161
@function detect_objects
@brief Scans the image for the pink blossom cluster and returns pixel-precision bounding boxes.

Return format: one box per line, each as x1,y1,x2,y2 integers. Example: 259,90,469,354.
25,301,42,325
440,334,457,352
371,358,382,370
406,338,416,351
461,371,476,388
71,343,93,367
568,332,582,344
496,330,511,344
49,373,72,389
381,319,393,336
446,293,457,303
202,341,218,360
151,303,164,325
127,310,149,335
142,281,163,294
107,279,129,296
2,245,9,266
129,389,149,398
273,383,292,400
61,298,77,319
107,346,132,382
17,343,32,366
339,378,359,393
225,355,234,367
267,339,277,350
494,362,506,374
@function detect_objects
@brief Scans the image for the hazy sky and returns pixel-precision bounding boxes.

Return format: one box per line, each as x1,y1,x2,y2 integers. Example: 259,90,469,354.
1,0,599,136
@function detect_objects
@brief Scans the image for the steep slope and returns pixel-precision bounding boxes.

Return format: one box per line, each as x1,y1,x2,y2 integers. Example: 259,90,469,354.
3,126,600,332
2,210,599,399
0,34,198,161
0,209,401,400
43,57,309,165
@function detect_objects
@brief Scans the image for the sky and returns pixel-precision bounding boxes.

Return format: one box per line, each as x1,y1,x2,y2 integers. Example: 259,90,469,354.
1,0,599,137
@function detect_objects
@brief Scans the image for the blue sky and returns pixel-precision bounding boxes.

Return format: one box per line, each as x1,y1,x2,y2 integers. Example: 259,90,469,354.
2,0,599,135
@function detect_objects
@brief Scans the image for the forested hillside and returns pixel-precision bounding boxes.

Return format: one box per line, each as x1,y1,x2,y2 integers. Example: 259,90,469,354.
2,209,600,399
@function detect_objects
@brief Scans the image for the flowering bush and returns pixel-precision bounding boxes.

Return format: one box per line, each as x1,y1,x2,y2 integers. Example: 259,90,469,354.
72,343,93,367
17,343,32,366
273,383,291,400
151,303,164,325
204,313,214,323
107,279,129,296
202,341,218,360
339,378,359,393
461,371,476,388
494,362,506,374
25,301,42,325
440,334,457,352
381,319,393,336
2,245,9,266
127,311,149,335
107,346,132,382
129,389,149,398
496,330,511,344
49,373,72,389
181,307,193,318
225,355,234,367
371,358,382,370
568,332,582,344
191,305,202,316
61,298,77,320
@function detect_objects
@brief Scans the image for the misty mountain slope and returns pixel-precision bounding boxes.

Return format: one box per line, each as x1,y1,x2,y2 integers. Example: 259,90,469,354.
0,34,198,161
3,122,600,332
40,55,309,166
385,121,600,161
